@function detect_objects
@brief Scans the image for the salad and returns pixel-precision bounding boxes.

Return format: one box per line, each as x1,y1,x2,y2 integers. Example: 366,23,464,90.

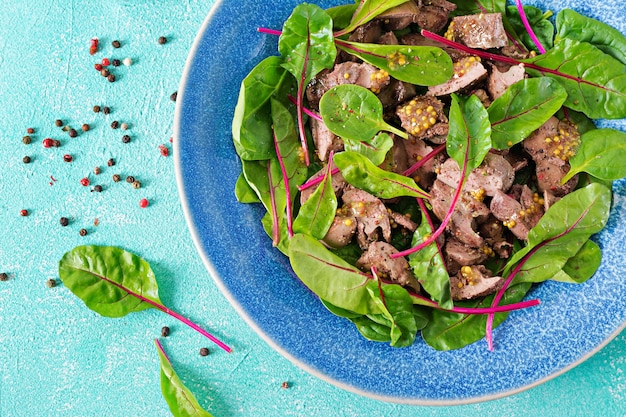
232,0,626,351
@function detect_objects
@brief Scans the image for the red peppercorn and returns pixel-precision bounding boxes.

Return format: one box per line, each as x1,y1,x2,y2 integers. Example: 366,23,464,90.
94,63,103,71
20,209,29,217
42,138,54,148
139,198,149,208
158,144,169,157
101,57,110,67
80,177,90,187
90,37,99,55
63,154,73,162
27,128,35,134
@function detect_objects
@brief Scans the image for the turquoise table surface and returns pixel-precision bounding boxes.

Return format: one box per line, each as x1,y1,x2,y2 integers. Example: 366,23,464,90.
1,1,624,416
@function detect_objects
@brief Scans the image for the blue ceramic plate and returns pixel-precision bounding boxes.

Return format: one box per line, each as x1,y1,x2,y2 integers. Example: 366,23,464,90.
174,0,626,405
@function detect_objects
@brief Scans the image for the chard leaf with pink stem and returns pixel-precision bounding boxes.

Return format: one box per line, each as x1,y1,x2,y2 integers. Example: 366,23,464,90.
278,3,337,166
334,0,410,37
58,245,231,353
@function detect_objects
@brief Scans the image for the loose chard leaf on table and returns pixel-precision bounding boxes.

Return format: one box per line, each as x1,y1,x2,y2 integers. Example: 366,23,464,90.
561,128,626,183
155,340,214,417
489,77,567,150
320,84,408,140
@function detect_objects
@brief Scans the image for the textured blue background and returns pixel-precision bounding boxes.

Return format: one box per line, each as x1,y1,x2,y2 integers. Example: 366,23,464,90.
0,0,624,416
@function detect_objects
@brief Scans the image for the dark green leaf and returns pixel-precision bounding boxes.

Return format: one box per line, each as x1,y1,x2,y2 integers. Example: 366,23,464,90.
334,151,429,199
336,0,410,36
338,41,453,86
552,240,602,284
447,94,491,174
562,128,626,183
234,173,261,203
288,234,383,315
320,84,408,140
556,9,626,65
506,5,554,52
343,132,393,166
58,245,161,317
422,283,531,351
525,38,626,119
293,162,338,239
326,3,359,30
155,341,213,417
489,78,567,150
450,0,505,16
232,56,294,160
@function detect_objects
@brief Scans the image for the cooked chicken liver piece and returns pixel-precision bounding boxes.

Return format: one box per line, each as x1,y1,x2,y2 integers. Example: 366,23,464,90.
356,241,421,291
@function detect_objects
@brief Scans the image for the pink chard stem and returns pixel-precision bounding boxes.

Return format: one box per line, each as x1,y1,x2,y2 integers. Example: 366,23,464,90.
516,0,546,54
273,129,294,238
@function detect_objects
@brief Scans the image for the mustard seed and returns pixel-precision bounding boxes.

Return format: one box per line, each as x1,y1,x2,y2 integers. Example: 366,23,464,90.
199,347,209,356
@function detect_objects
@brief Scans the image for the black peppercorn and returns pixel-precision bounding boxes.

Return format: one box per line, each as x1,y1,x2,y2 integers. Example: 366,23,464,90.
92,185,103,193
161,326,170,337
112,40,121,48
107,158,115,167
199,347,209,356
103,106,111,115
170,91,177,102
107,74,116,83
79,228,88,236
112,174,121,182
122,135,131,143
126,175,135,183
0,273,8,282
158,36,167,45
60,217,69,226
23,156,31,164
46,278,56,288
112,59,121,67
68,129,78,138
111,121,119,129
93,105,101,113
22,135,32,144
55,119,63,127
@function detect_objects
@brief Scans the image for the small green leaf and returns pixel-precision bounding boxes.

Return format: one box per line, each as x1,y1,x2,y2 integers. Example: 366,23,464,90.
343,132,394,166
155,340,214,417
562,128,626,183
320,84,408,140
552,240,602,284
293,162,338,240
336,0,410,36
447,94,491,174
234,173,261,203
506,5,554,52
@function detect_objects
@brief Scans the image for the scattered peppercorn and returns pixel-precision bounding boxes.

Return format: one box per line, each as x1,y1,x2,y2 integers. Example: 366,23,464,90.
68,129,78,138
158,36,167,45
90,37,99,55
80,177,90,186
46,278,56,288
100,68,110,77
139,198,149,208
22,135,32,144
60,217,69,226
62,125,70,132
121,123,128,130
158,144,169,157
170,91,177,102
112,174,121,182
27,128,35,134
0,273,8,282
107,74,116,83
92,185,103,193
94,166,101,175
23,156,31,164
81,124,90,132
94,63,103,71
112,59,121,67
52,139,61,147
123,57,132,67
93,105,101,113
112,40,121,48
55,119,63,127
199,347,209,356
63,154,73,162
107,158,115,167
102,57,110,67
281,382,290,389
42,138,54,148
20,209,28,216
103,106,111,114
122,135,131,143
79,228,88,236
161,326,170,337
132,180,141,189
126,175,135,183
111,120,119,129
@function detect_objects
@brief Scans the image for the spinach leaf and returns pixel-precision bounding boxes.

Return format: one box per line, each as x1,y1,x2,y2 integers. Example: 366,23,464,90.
319,84,408,140
422,283,531,351
503,183,611,284
335,0,411,36
334,151,429,199
232,56,294,160
155,340,213,417
234,173,260,204
288,234,383,315
562,128,626,183
556,9,626,65
279,3,336,165
450,0,505,16
59,246,230,352
489,77,567,150
551,240,602,284
524,38,626,119
506,5,554,52
336,41,453,86
447,94,491,174
408,211,452,310
343,132,394,166
293,160,338,240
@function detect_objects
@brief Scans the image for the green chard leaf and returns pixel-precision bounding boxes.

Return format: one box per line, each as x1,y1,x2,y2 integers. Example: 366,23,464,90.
562,128,626,183
408,211,452,310
524,38,626,119
447,94,492,174
506,5,554,52
326,3,360,31
551,240,602,284
293,161,338,240
320,84,408,140
234,173,261,203
335,0,411,36
489,78,567,150
232,56,294,160
450,0,505,16
556,9,626,65
336,41,453,86
155,340,213,417
503,183,611,284
343,132,394,166
334,151,429,199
